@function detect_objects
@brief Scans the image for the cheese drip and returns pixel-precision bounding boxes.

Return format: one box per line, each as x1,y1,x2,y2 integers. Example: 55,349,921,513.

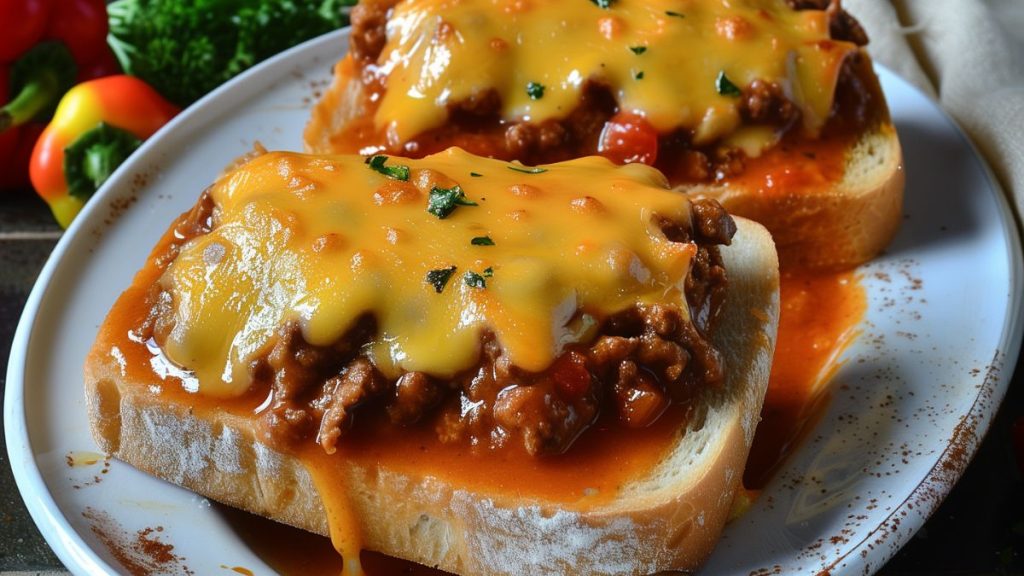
161,148,696,397
374,0,856,147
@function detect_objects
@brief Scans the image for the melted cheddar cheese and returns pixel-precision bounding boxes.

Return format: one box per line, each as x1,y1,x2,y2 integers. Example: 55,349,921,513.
373,0,857,148
160,148,697,397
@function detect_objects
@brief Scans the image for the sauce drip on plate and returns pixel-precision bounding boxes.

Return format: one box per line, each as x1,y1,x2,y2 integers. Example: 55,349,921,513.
744,269,867,488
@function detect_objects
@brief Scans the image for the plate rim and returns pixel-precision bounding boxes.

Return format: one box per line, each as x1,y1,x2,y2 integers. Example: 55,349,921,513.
5,27,1023,575
809,73,1024,572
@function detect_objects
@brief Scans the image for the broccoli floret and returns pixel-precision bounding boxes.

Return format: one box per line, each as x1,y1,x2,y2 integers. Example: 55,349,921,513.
107,0,356,107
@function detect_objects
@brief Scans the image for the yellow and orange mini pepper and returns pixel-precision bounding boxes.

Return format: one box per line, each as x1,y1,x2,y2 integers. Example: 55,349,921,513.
30,74,177,228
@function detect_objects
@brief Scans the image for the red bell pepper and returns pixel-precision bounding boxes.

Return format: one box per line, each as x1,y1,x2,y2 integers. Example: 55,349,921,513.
42,0,109,69
1,0,117,191
0,64,24,188
1,123,44,191
30,75,178,228
0,0,51,62
0,66,16,159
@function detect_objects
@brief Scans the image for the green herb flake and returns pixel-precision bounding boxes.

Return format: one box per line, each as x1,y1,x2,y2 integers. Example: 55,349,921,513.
366,155,410,181
526,81,545,100
507,164,547,174
665,10,685,18
634,70,645,80
426,266,457,293
470,172,483,177
464,271,487,289
629,46,647,55
715,71,742,97
483,266,494,277
471,236,495,246
428,185,477,219
590,0,614,8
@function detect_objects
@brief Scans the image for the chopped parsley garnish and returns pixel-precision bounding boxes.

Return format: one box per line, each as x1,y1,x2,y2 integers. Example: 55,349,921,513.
426,266,457,293
470,172,483,177
507,164,547,174
427,185,477,219
464,271,487,289
629,46,647,55
526,81,545,100
715,71,741,97
665,10,685,17
483,266,494,277
366,154,410,181
590,0,614,8
634,70,645,80
471,236,495,246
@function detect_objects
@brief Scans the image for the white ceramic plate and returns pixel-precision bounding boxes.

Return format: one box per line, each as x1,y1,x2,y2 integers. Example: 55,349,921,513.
6,29,1023,576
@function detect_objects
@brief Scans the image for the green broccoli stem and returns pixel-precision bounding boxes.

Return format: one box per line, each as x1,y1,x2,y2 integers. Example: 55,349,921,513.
64,123,142,200
0,42,78,133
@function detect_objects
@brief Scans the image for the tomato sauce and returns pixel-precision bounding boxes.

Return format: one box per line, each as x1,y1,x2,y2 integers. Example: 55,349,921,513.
744,269,867,488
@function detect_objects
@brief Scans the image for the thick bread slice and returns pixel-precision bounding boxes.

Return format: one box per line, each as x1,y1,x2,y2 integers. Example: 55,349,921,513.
304,56,367,156
685,54,905,270
687,122,904,270
84,218,780,575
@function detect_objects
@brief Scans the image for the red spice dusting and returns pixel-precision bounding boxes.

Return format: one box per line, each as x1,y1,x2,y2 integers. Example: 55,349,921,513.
748,566,783,576
108,193,140,221
82,507,193,576
138,527,177,565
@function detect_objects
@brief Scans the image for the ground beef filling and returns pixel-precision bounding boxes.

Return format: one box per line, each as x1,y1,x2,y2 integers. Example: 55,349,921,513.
347,0,872,183
139,196,735,457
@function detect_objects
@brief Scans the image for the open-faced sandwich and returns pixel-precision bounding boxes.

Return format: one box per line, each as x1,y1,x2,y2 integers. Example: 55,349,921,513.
85,148,780,574
305,0,904,269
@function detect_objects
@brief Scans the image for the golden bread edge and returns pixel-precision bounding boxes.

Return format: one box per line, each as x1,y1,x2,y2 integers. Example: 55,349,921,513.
83,218,779,575
693,125,904,269
688,52,905,269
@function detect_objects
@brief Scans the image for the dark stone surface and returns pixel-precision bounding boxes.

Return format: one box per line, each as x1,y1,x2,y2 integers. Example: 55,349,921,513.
0,220,63,570
0,194,61,235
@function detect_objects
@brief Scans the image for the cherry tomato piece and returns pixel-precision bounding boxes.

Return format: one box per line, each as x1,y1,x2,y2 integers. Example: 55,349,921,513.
598,112,659,166
0,65,22,187
551,351,592,401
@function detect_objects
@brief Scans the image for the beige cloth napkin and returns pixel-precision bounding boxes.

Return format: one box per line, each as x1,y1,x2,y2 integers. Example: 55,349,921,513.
845,0,1024,226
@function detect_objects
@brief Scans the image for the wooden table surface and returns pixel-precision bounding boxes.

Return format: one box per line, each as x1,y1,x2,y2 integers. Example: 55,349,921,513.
1,188,1022,574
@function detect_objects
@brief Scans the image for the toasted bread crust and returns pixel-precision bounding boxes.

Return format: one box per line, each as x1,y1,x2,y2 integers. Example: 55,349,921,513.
686,51,904,269
691,124,904,270
85,218,779,575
